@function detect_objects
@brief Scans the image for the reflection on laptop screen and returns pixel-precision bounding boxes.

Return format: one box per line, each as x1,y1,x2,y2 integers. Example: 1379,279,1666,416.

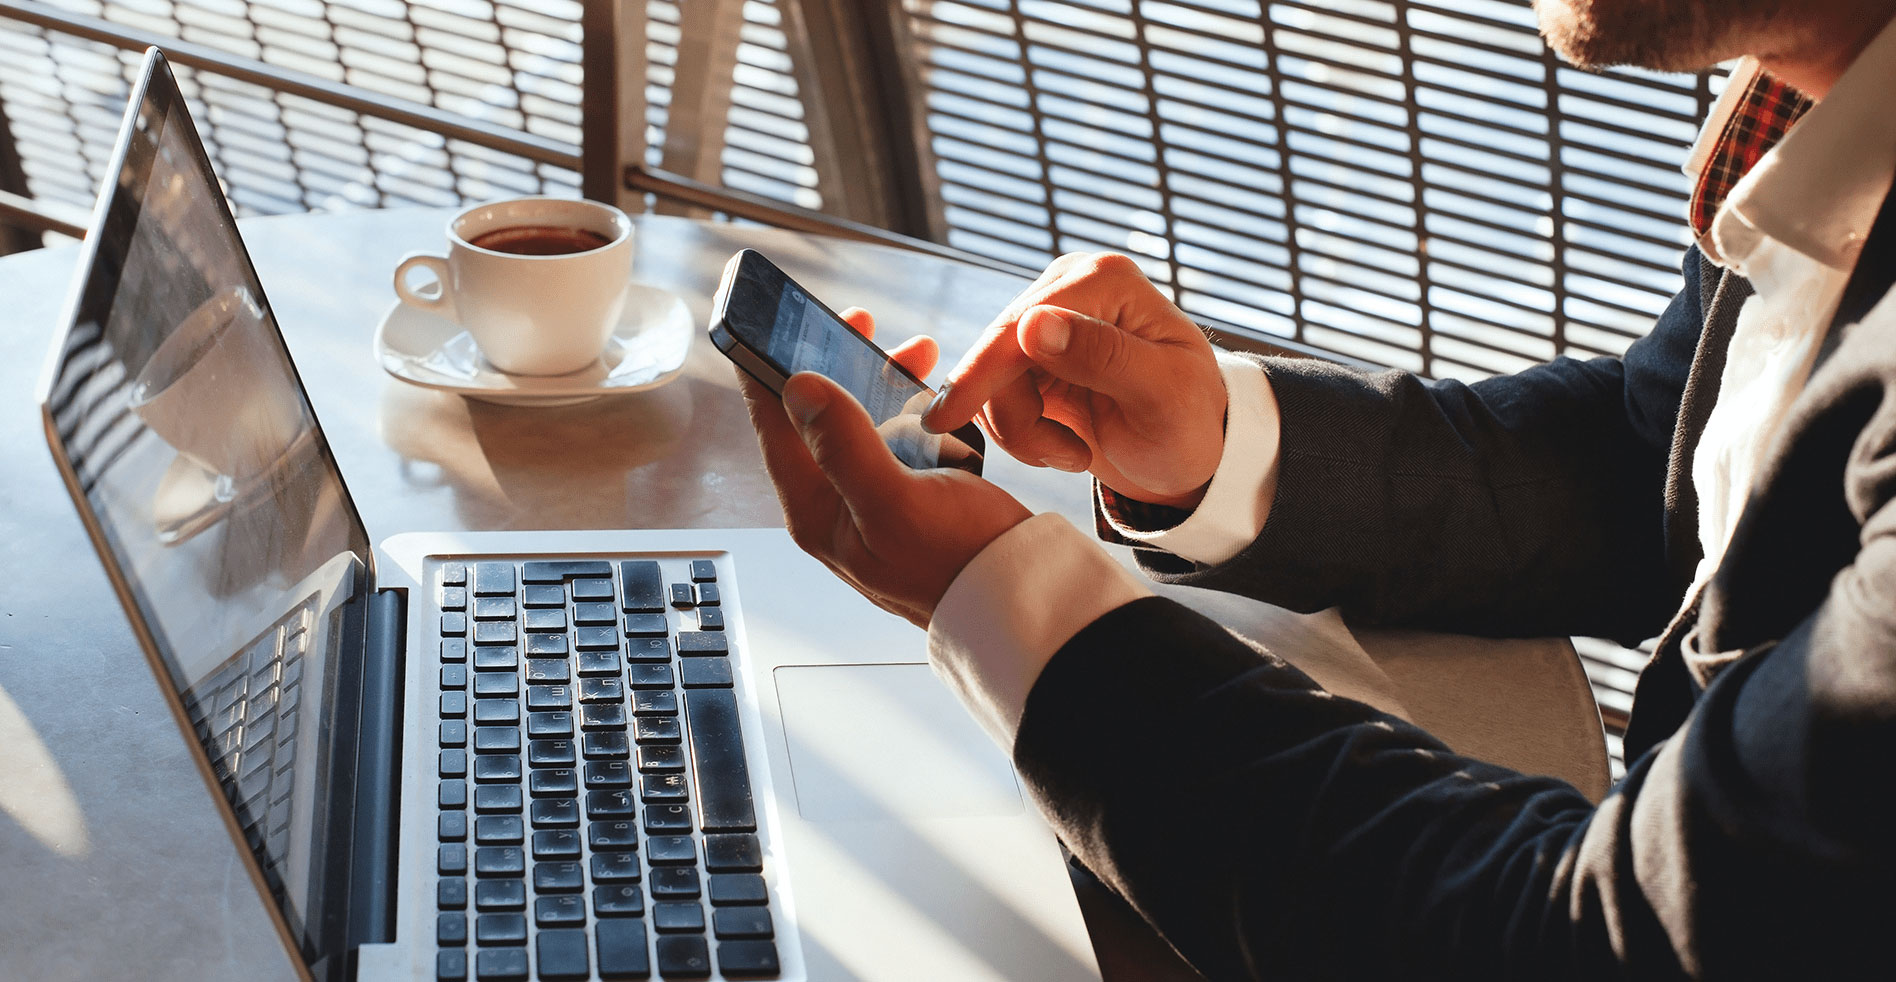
40,54,373,965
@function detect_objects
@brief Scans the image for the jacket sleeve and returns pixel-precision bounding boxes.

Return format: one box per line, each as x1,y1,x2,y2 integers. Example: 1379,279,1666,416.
1134,250,1711,646
1015,589,1896,980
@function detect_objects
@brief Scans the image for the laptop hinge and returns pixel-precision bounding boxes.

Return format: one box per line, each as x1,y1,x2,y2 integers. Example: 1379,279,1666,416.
346,587,406,971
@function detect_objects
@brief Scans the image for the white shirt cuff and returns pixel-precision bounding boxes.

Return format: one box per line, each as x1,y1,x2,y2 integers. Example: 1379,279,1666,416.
926,513,1154,748
1102,352,1281,566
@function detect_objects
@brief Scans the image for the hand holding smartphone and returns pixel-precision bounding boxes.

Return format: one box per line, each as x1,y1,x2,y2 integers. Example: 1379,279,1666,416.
709,249,985,475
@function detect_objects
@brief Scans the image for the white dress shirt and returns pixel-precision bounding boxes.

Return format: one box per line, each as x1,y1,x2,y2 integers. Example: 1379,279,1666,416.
927,16,1896,747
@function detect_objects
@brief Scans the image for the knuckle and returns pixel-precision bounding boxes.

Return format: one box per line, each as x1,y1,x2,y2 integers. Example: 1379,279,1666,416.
1089,251,1141,281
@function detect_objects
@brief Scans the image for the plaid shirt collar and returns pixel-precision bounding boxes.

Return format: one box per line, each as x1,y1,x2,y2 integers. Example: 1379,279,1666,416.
1684,59,1815,257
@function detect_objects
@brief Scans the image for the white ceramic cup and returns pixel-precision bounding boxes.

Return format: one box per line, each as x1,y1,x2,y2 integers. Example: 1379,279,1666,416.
393,197,634,376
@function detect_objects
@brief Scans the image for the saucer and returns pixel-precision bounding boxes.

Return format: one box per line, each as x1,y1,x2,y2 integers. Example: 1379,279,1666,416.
373,283,694,407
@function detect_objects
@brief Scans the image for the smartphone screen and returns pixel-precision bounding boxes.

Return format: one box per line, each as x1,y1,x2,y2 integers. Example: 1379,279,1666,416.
712,250,983,474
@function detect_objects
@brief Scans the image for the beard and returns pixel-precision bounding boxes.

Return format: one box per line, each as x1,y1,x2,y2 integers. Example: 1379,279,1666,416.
1535,0,1786,71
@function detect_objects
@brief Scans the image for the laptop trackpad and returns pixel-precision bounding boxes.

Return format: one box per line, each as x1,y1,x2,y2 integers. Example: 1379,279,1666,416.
774,664,1024,822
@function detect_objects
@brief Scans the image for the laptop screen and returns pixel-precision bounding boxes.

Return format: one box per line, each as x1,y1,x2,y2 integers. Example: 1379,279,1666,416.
39,53,374,968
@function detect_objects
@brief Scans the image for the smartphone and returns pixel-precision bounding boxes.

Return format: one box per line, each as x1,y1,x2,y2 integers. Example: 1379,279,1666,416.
709,249,985,475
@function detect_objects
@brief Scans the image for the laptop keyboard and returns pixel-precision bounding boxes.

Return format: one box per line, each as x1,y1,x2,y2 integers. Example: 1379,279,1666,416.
433,559,780,981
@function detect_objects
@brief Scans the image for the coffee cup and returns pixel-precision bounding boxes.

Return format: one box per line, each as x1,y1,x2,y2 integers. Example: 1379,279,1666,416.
393,197,634,376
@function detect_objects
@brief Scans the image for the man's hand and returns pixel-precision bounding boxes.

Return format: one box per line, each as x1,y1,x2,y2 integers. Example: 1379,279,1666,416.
738,308,1034,629
921,252,1228,509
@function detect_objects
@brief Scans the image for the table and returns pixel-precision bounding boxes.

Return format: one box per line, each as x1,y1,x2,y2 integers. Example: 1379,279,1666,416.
0,209,1204,981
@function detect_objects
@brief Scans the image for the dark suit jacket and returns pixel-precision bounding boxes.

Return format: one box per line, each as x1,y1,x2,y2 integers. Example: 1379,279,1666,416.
1020,190,1896,979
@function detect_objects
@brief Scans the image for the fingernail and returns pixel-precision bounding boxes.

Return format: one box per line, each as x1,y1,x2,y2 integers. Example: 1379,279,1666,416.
1033,309,1070,355
783,378,828,430
1044,453,1085,472
920,381,952,434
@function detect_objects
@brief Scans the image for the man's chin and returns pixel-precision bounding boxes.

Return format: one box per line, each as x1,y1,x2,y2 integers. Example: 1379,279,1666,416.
1533,0,1728,72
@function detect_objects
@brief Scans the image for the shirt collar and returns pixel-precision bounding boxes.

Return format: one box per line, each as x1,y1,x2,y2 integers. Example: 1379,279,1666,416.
1688,15,1896,272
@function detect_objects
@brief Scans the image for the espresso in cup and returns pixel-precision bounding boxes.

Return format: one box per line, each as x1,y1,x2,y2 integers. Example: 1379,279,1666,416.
393,197,635,376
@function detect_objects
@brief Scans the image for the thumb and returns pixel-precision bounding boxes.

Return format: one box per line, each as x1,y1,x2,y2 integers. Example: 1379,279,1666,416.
1018,305,1171,408
781,372,910,518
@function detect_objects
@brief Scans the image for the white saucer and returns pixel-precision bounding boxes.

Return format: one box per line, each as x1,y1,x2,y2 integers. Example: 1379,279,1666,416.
374,283,694,407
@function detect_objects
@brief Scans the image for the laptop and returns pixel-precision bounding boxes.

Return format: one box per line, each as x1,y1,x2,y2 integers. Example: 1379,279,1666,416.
38,49,1102,982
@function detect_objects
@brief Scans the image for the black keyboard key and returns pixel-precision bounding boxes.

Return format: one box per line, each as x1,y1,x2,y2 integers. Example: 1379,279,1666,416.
522,584,565,608
523,560,612,582
625,637,672,662
527,685,573,711
439,844,469,875
654,902,704,934
441,721,468,747
631,690,677,716
536,928,591,982
442,664,469,689
591,852,642,883
577,651,623,677
475,815,524,845
473,699,520,725
524,659,570,684
583,731,631,759
643,804,692,834
535,896,587,928
707,874,768,906
574,601,617,625
685,688,756,831
473,646,518,671
580,677,625,703
440,780,469,809
442,613,467,636
473,563,515,597
571,577,615,601
595,919,651,979
441,563,468,586
523,608,567,632
623,613,668,637
574,627,619,651
690,560,717,582
441,692,468,719
587,789,636,817
534,861,583,893
441,639,467,663
657,936,712,978
581,703,628,730
440,749,468,778
475,878,526,911
528,712,574,739
641,774,690,803
704,834,763,872
589,820,639,851
639,745,686,774
594,884,645,917
586,761,633,788
532,798,580,828
680,659,733,689
628,663,675,689
669,583,695,608
474,785,523,814
696,608,725,632
526,633,569,658
474,756,523,783
717,940,780,977
620,561,665,612
473,597,517,621
530,768,579,797
474,621,516,646
650,867,701,900
676,633,727,656
696,583,721,606
645,835,696,866
473,673,518,697
533,828,582,859
474,727,520,754
635,717,682,744
439,876,469,909
476,912,529,945
530,740,577,768
437,948,467,981
440,812,468,842
474,947,527,981
438,911,469,945
712,907,773,940
474,846,525,877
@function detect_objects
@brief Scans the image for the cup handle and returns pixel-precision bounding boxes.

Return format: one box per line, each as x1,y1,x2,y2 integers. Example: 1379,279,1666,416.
394,253,454,318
